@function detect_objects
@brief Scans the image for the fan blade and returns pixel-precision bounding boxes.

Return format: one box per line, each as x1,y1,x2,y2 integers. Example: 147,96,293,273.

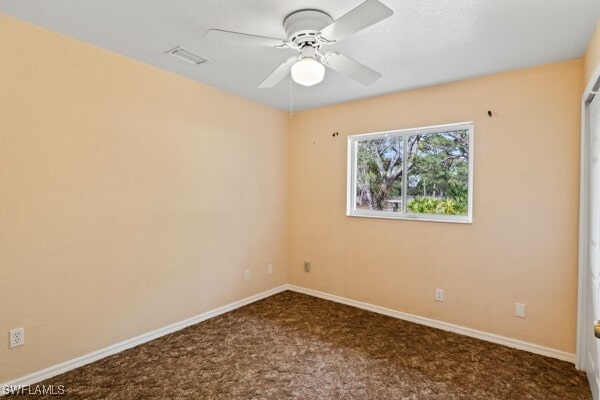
319,0,393,43
258,57,298,88
205,29,286,48
321,52,381,85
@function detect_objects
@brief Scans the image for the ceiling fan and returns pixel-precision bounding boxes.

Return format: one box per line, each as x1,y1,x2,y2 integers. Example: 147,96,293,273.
204,0,393,88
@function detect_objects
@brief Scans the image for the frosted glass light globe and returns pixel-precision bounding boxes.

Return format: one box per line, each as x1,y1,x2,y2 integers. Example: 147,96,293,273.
291,58,325,87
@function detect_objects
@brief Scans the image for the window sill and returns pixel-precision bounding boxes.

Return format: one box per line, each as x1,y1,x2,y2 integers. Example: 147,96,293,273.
347,211,472,224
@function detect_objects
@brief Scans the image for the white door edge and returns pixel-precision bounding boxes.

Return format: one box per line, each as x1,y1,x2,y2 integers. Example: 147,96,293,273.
578,63,600,400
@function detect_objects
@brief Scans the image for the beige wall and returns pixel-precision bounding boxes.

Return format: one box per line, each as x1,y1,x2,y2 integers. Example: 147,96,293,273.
288,59,583,353
584,19,600,87
0,15,289,382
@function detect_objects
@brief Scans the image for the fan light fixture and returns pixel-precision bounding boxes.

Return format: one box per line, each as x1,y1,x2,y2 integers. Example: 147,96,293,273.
204,0,394,89
291,57,325,86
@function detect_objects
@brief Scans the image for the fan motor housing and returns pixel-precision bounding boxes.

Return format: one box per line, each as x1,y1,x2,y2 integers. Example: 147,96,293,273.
283,10,332,48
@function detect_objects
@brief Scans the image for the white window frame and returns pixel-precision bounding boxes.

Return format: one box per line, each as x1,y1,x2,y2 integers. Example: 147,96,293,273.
346,121,474,223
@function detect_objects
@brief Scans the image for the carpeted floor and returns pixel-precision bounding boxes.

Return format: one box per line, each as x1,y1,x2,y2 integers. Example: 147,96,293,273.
28,291,589,399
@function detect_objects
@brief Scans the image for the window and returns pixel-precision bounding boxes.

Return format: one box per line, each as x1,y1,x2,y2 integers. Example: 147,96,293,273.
347,122,473,223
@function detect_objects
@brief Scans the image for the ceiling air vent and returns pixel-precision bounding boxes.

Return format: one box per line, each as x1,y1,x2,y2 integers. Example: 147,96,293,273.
165,46,208,65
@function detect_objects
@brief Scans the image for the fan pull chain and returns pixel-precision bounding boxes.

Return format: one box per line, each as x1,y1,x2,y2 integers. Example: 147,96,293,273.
289,77,294,119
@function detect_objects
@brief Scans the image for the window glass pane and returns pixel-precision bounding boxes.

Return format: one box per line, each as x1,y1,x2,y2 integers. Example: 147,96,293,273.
355,137,404,211
406,130,469,216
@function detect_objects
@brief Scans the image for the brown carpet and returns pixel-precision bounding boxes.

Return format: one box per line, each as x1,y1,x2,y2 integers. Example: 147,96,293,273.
25,291,589,399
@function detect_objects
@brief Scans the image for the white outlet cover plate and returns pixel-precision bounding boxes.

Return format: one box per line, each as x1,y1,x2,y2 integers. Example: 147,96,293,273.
304,262,311,272
9,327,25,348
515,303,526,318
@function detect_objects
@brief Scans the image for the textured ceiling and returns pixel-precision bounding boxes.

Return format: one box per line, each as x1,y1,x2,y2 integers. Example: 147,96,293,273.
1,0,599,111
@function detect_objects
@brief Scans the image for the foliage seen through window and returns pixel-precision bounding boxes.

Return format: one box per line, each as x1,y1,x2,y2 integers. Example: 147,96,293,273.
349,123,472,222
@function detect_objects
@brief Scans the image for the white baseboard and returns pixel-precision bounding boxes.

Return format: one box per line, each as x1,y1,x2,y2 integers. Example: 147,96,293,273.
286,285,576,364
1,285,287,395
2,283,576,395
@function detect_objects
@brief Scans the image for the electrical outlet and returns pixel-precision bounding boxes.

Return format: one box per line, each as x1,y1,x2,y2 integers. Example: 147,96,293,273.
244,269,251,281
9,328,24,348
267,264,273,274
515,303,526,318
435,288,444,302
304,261,311,272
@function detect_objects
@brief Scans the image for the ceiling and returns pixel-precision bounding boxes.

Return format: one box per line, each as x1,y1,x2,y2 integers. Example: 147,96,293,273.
1,0,599,111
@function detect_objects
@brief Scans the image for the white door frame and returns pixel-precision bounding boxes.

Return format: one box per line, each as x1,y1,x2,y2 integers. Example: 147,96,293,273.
577,64,600,373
